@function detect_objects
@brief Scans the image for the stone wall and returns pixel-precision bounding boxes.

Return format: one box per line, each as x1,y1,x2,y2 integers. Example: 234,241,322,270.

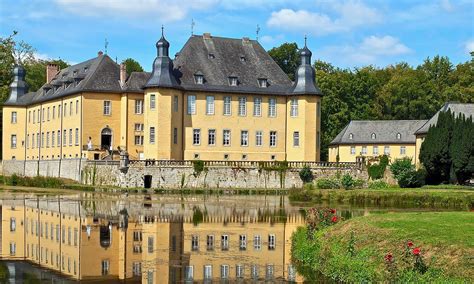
1,159,87,181
84,162,368,189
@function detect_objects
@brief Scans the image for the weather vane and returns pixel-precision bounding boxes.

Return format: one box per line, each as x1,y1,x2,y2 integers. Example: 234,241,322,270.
105,38,109,54
256,24,260,41
191,19,195,35
304,34,307,46
161,25,164,36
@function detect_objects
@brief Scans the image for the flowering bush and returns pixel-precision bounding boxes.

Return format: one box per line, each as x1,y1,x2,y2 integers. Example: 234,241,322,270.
385,240,428,278
306,208,341,239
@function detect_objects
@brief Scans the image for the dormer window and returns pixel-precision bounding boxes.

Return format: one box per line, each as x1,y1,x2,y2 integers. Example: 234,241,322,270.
258,78,268,88
240,56,246,62
349,133,353,140
208,53,215,59
371,133,376,140
228,76,238,86
194,73,204,85
396,133,401,140
73,70,78,76
84,67,89,73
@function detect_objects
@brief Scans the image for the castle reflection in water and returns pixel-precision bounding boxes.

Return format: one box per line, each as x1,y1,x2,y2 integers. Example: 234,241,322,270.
0,193,305,283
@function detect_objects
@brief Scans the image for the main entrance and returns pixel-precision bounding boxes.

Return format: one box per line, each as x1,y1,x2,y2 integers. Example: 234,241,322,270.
101,128,112,150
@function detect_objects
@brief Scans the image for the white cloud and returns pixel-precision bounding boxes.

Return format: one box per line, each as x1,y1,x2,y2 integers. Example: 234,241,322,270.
34,52,51,61
54,0,219,22
359,36,411,56
266,1,381,35
465,40,474,53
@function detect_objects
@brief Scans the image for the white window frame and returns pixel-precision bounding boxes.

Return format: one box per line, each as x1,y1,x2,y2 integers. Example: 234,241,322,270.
290,98,298,117
238,97,247,116
207,235,214,251
191,235,199,251
11,134,17,149
221,264,229,279
193,129,201,145
240,130,249,147
208,129,216,146
223,130,231,146
400,146,406,155
239,235,247,250
254,235,261,250
362,146,367,155
11,111,17,123
149,127,155,144
150,94,156,110
268,234,276,250
187,95,196,115
223,96,231,115
268,98,276,117
255,131,263,146
293,131,300,147
173,95,179,112
373,146,379,155
253,97,262,116
204,265,212,280
221,235,229,251
236,264,244,278
350,146,356,155
269,131,277,147
206,96,215,115
103,101,111,115
384,146,390,155
185,266,194,281
135,99,144,114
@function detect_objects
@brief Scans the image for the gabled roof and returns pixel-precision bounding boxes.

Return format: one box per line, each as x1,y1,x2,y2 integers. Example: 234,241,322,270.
172,35,293,95
330,120,428,145
414,102,474,135
125,71,151,93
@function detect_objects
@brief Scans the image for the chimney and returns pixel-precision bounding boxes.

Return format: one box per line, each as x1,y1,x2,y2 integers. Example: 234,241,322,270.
203,33,211,39
98,51,104,57
46,64,59,84
120,63,127,87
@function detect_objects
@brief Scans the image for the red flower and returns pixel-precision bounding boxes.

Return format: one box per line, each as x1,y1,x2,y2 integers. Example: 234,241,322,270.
412,247,421,255
384,253,393,262
331,216,338,223
330,209,336,214
407,241,414,248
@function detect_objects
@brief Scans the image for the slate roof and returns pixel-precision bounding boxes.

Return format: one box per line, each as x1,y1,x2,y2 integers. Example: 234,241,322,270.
330,120,428,145
172,35,294,95
125,71,151,93
414,102,474,135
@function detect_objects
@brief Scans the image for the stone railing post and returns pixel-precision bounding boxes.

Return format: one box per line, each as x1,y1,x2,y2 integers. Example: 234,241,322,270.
119,151,129,172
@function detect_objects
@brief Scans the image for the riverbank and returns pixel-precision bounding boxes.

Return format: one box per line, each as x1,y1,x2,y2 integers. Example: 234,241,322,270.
290,187,474,209
292,211,474,283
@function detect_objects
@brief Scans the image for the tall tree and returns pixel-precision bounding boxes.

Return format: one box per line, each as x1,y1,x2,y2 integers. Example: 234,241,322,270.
122,58,144,75
268,43,299,80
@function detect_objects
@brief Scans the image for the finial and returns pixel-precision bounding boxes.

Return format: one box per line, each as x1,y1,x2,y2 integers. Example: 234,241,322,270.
161,25,164,37
191,19,195,36
304,34,307,47
256,24,260,41
104,38,109,54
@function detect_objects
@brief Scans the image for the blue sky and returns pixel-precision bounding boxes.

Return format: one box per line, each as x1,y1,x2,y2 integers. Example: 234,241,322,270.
1,0,473,71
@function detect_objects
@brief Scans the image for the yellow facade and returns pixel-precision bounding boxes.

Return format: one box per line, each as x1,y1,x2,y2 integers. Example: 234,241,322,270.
328,143,416,163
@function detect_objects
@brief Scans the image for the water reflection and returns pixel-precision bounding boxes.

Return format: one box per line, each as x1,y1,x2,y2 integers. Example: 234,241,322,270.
1,193,326,283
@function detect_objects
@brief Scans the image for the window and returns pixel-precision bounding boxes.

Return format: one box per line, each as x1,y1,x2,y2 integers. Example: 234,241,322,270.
240,130,248,146
149,127,155,144
268,234,276,250
134,136,144,145
223,130,231,146
350,146,356,155
270,131,277,147
236,264,244,278
10,218,16,231
256,131,263,146
239,235,247,250
221,235,229,251
58,104,61,117
193,129,201,145
204,265,212,280
400,146,406,155
293,131,300,147
11,135,17,149
223,96,231,115
187,95,196,115
150,94,156,109
11,112,17,123
384,146,390,155
133,231,142,241
258,78,267,88
185,266,194,281
194,74,204,84
251,264,259,279
10,242,16,256
28,111,31,123
103,101,111,115
253,97,262,116
53,106,56,119
56,224,60,242
228,76,238,86
62,226,65,243
148,236,154,253
371,133,376,140
173,96,179,112
362,146,367,155
290,98,298,117
32,133,35,149
42,108,45,122
134,123,144,131
208,129,216,145
268,98,276,117
206,96,215,115
207,235,214,251
57,131,61,147
135,99,144,114
76,100,79,114
68,227,71,245
147,271,153,284
240,56,246,62
238,97,246,116
52,131,55,147
101,260,110,275
133,262,142,277
46,132,50,147
221,265,229,279
373,146,379,155
41,132,45,148
173,128,178,144
396,133,401,140
69,102,72,116
74,228,78,246
266,264,274,280
191,235,199,251
33,110,36,123
75,128,79,145
349,133,354,140
254,235,261,250
69,129,72,146
51,223,54,240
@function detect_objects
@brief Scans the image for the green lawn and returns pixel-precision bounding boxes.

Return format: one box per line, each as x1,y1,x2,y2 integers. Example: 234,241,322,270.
292,211,474,283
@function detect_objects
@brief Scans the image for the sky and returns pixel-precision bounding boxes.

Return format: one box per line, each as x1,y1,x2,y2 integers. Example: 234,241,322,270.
0,0,473,71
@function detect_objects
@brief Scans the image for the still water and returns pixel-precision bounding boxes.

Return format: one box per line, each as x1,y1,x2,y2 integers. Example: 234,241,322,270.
0,190,441,283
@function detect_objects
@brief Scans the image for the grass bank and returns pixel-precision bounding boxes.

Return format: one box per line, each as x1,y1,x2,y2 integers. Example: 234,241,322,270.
290,187,474,210
292,211,474,283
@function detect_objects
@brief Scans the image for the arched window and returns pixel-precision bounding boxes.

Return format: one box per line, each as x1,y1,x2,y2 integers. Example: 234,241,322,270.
371,133,376,140
396,133,401,140
349,133,353,140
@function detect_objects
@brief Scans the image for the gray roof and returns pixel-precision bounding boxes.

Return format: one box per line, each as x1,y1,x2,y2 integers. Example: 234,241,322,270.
4,55,123,106
330,120,428,145
414,102,474,135
125,71,151,93
172,35,294,95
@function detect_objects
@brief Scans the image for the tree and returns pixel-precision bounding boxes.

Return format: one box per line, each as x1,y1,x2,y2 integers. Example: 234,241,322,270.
268,43,299,80
450,114,474,184
25,59,69,92
122,58,143,75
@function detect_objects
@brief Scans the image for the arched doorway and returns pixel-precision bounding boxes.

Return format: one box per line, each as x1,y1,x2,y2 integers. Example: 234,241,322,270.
101,128,112,150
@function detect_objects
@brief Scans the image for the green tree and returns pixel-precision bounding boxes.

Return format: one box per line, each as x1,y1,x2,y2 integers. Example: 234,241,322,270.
450,114,474,184
25,59,69,92
268,42,299,80
122,58,144,75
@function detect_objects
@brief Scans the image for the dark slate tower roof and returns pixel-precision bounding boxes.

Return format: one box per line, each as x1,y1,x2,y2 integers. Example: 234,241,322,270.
144,28,181,89
291,39,322,95
5,66,28,105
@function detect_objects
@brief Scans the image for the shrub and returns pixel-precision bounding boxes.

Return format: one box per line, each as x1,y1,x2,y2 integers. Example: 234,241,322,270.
398,169,426,188
341,174,355,190
299,166,314,183
303,182,315,191
367,155,389,180
368,180,390,189
390,157,415,180
289,187,312,201
316,178,340,189
192,160,206,176
353,178,365,188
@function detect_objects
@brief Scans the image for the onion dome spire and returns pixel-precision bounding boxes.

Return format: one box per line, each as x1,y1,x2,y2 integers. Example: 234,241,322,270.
290,35,322,96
